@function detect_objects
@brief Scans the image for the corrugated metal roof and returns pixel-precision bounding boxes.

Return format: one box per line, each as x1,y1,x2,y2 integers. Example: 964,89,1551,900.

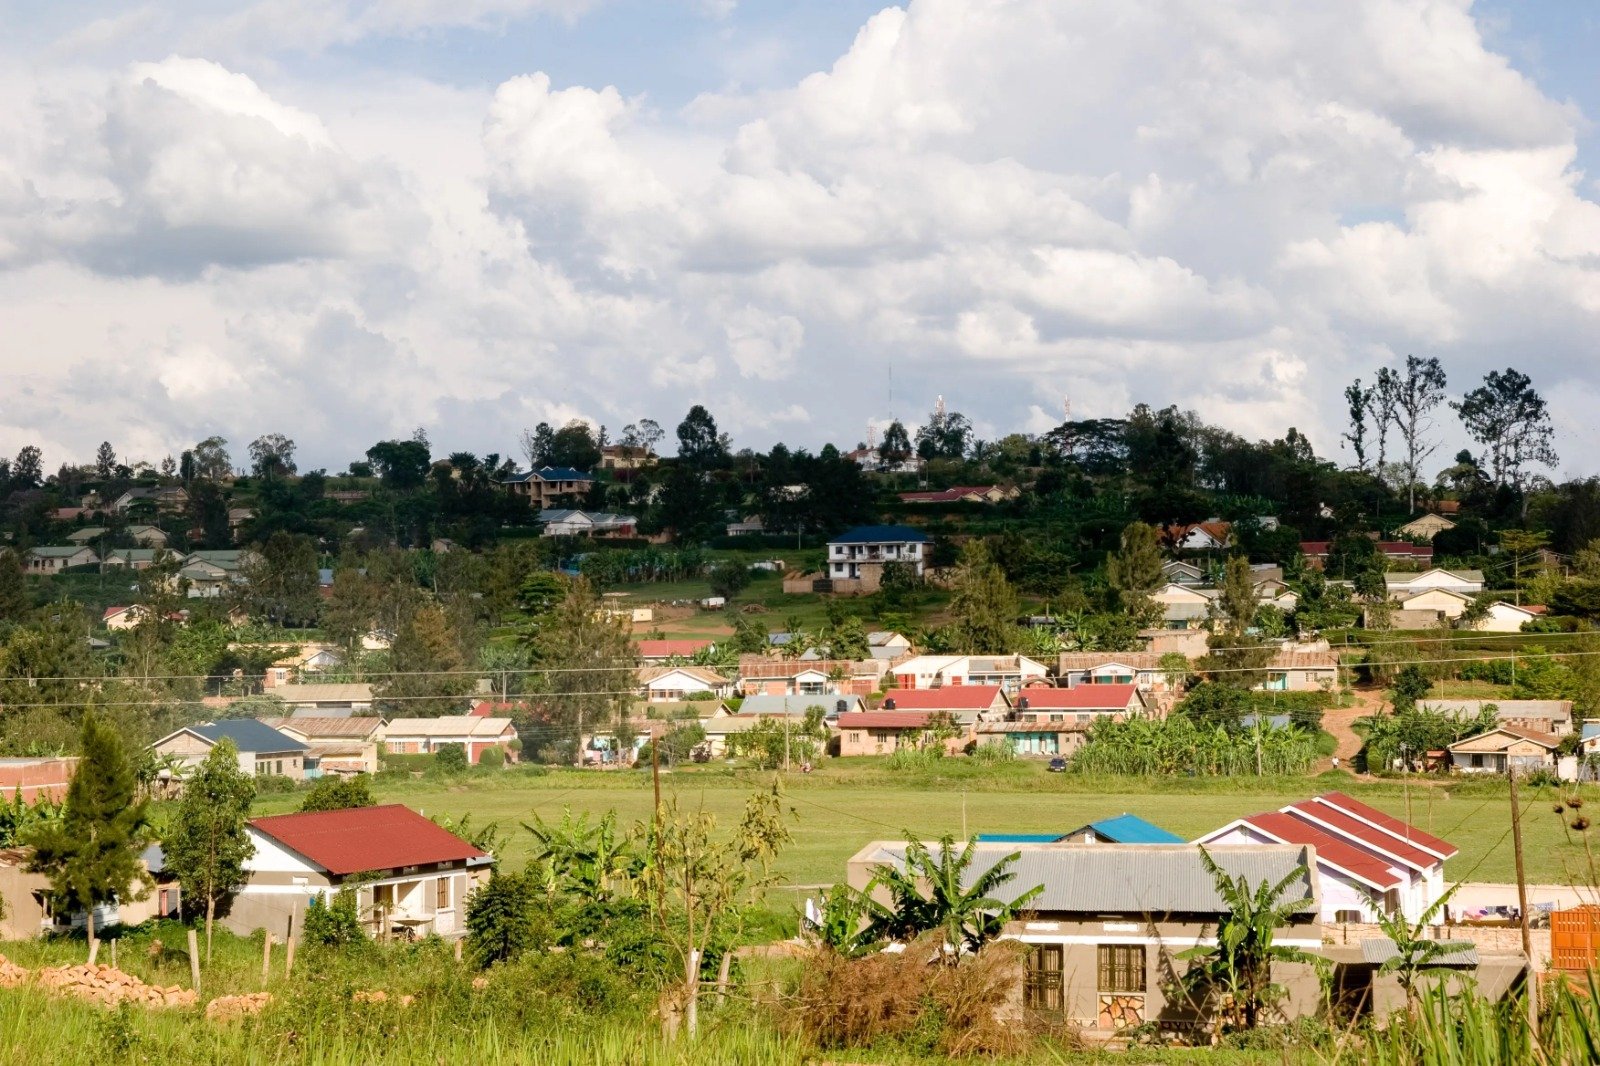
1420,699,1572,720
1314,792,1458,860
828,525,930,544
1235,812,1403,891
880,687,1005,710
1087,814,1184,844
191,719,307,753
737,694,861,716
1360,939,1477,967
384,716,513,739
861,842,1316,914
249,804,486,876
838,711,940,730
1016,685,1139,711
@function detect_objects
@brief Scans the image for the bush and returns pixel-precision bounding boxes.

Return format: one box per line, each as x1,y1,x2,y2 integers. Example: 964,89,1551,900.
434,743,469,774
478,746,505,770
303,889,365,948
254,774,298,794
300,774,376,812
466,870,539,967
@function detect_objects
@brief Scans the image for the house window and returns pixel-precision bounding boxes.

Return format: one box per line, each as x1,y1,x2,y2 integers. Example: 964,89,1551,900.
1333,909,1363,924
1471,753,1484,768
436,877,451,910
1024,944,1064,1012
1097,945,1146,994
275,760,283,776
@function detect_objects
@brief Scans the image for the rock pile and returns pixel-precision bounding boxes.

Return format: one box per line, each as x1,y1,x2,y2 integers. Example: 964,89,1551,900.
205,993,271,1020
35,962,197,1008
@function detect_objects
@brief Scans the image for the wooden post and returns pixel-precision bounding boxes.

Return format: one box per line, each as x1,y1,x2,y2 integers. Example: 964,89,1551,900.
261,932,273,987
714,950,732,1005
284,912,296,978
187,929,201,994
1509,769,1540,1049
454,937,464,963
109,937,116,970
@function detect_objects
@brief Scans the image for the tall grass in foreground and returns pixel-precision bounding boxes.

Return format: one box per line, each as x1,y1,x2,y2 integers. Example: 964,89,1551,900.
0,986,810,1066
1345,973,1600,1066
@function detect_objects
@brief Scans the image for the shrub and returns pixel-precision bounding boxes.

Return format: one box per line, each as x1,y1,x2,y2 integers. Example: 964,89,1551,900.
254,774,298,794
478,746,505,770
303,889,365,947
300,774,376,812
434,743,469,774
466,870,539,967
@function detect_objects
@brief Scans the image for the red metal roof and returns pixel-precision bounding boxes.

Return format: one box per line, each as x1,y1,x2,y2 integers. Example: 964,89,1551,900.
1313,791,1459,860
637,639,713,659
1282,801,1438,872
249,804,487,876
1016,684,1139,711
879,687,1006,711
1239,811,1403,891
837,711,939,730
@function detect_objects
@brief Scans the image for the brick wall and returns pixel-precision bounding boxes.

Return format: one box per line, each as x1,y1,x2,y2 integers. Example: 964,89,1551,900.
1327,921,1552,969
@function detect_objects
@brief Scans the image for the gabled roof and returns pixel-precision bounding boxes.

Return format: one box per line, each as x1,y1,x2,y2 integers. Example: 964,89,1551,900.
259,716,385,740
178,719,308,754
505,466,592,483
1446,724,1561,751
1015,684,1141,711
384,716,514,738
836,711,943,730
637,639,713,659
1420,699,1571,721
249,804,486,876
1582,722,1600,741
639,665,726,687
272,683,374,705
1080,813,1183,844
1384,568,1485,585
1057,652,1168,671
879,686,1006,711
1299,790,1458,862
1223,811,1404,891
27,546,95,558
737,693,862,717
827,524,930,544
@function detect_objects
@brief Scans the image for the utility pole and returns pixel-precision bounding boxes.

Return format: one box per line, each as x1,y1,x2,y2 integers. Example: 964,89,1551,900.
574,708,584,769
1508,768,1540,1049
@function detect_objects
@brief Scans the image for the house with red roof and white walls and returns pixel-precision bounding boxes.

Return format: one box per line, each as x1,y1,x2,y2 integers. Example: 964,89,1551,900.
975,684,1147,757
1195,792,1457,923
222,805,492,939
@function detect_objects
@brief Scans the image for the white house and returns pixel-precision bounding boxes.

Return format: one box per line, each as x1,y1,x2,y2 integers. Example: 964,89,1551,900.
887,654,1049,693
1165,521,1233,551
1461,601,1539,633
222,805,491,939
1447,726,1561,775
1199,792,1456,923
639,665,731,702
538,509,637,538
1385,569,1485,599
384,716,518,764
1057,653,1185,693
24,546,97,573
826,525,930,580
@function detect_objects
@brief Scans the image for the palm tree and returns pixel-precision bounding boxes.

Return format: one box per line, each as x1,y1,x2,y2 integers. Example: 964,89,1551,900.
1372,888,1472,1009
865,833,1043,958
1177,846,1321,1033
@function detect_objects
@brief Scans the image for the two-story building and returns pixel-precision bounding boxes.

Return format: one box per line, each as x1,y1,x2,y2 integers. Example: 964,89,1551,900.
889,654,1049,693
502,467,594,508
825,525,930,588
976,684,1147,757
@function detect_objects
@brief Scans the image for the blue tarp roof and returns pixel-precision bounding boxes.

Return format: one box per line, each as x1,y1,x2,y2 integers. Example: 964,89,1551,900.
1583,722,1600,740
828,524,930,544
1083,814,1183,844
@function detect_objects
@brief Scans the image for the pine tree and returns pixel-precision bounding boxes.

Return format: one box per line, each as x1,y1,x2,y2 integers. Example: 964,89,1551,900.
26,715,152,957
164,738,255,961
376,603,473,717
94,442,117,480
948,540,1020,653
0,549,27,621
1106,521,1164,624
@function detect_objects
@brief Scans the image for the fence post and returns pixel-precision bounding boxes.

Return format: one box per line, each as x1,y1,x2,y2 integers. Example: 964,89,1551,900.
187,929,201,995
261,932,273,987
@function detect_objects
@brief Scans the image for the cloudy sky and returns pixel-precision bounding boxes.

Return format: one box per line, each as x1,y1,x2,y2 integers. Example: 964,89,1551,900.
4,0,1600,475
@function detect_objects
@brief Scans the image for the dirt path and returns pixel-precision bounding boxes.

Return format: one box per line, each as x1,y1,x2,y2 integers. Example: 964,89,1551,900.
1316,689,1387,775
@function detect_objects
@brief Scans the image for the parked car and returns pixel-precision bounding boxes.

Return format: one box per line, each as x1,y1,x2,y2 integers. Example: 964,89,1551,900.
1047,757,1067,773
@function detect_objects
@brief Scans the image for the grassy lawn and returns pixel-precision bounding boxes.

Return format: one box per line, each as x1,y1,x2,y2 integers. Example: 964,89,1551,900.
254,762,1596,891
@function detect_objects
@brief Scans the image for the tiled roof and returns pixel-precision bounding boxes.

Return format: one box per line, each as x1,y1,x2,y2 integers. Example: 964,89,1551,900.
738,655,860,678
637,639,713,659
384,716,514,739
837,711,941,730
249,804,486,876
879,686,1005,711
1015,684,1139,711
1235,811,1404,891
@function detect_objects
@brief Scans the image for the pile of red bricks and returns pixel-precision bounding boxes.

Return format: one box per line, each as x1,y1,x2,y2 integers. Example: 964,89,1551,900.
34,962,197,1008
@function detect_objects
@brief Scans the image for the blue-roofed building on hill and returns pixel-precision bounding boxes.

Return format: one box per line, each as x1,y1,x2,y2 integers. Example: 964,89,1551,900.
826,525,931,589
501,466,595,509
979,814,1182,846
150,719,312,784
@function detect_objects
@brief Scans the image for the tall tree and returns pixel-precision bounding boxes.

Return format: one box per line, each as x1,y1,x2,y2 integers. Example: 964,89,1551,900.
914,404,972,461
0,549,26,622
1371,367,1400,481
94,442,117,481
523,576,636,759
163,738,254,961
26,716,152,956
1341,379,1374,471
366,437,432,489
1105,522,1164,625
675,405,728,468
948,540,1019,653
11,446,42,489
192,436,232,481
879,420,912,465
1452,368,1558,516
1203,557,1274,689
376,603,473,717
240,532,319,626
248,434,297,481
1393,355,1448,512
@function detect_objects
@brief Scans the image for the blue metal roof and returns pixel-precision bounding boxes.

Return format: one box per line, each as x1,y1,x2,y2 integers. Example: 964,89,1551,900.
828,524,930,544
1086,814,1183,844
192,719,307,753
1584,722,1600,740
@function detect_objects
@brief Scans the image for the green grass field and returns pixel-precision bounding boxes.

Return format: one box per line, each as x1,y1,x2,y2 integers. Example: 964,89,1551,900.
254,763,1597,891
